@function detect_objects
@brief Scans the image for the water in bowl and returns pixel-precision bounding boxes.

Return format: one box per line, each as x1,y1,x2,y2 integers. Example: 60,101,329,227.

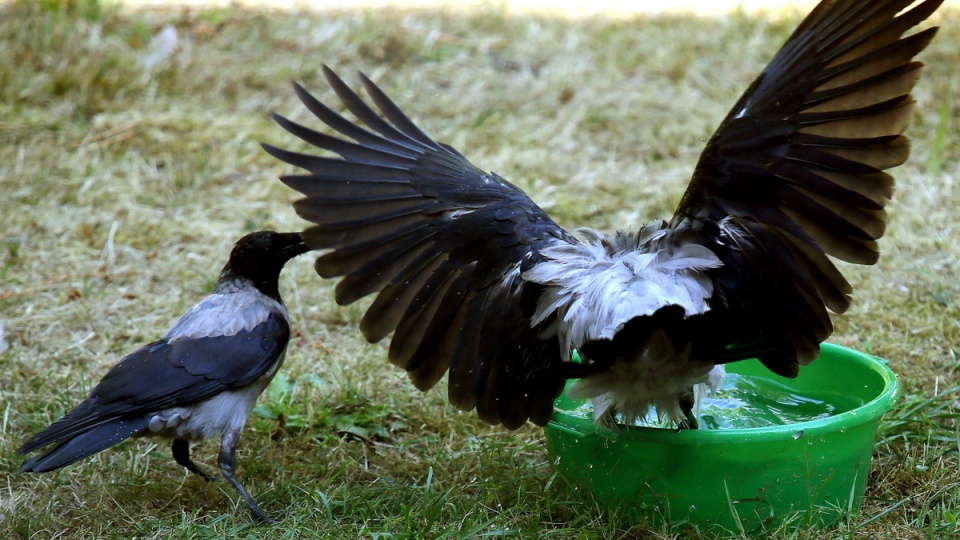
562,372,865,429
696,372,864,429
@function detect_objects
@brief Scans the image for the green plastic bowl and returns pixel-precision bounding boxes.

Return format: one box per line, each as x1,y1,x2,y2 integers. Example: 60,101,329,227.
544,343,900,533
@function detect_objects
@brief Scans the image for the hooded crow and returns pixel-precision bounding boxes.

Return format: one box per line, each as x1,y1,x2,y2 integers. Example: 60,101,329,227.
18,230,308,523
263,0,941,430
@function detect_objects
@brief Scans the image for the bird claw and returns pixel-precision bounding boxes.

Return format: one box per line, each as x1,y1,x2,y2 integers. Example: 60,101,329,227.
255,512,279,525
249,504,279,524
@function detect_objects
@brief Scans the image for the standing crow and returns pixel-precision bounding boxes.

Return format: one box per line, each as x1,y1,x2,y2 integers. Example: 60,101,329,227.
263,0,941,430
19,231,308,523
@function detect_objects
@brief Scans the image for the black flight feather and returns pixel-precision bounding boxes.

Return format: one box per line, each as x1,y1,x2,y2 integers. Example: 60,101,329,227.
267,0,941,428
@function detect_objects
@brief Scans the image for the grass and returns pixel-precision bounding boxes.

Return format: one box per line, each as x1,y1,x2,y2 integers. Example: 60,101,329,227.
1,0,959,538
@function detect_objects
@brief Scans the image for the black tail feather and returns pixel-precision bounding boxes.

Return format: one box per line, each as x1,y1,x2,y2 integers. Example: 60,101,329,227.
20,416,148,473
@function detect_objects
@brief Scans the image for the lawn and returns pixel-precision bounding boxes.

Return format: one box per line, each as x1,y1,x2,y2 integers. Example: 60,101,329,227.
1,0,958,538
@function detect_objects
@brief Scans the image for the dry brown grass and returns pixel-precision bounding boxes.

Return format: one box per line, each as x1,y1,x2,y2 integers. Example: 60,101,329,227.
1,1,958,538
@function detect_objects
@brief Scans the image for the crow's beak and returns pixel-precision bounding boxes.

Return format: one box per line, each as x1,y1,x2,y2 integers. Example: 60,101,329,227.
279,232,310,259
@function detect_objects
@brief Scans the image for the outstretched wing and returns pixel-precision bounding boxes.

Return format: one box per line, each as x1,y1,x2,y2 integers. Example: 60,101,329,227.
264,67,578,428
673,0,941,376
19,313,289,455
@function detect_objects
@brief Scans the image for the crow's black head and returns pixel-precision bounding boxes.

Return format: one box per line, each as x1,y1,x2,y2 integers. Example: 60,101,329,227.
219,231,309,300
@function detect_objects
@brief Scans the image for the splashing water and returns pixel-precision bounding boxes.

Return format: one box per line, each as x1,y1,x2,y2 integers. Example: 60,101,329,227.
696,373,863,429
563,373,864,429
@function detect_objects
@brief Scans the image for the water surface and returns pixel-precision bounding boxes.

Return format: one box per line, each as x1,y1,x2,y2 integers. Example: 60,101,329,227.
562,373,865,429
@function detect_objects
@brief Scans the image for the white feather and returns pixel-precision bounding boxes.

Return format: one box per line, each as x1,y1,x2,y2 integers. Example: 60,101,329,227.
522,223,726,426
523,222,722,357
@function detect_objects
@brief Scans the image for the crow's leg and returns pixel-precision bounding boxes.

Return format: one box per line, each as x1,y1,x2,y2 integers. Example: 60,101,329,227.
678,388,699,430
218,429,277,524
172,439,216,481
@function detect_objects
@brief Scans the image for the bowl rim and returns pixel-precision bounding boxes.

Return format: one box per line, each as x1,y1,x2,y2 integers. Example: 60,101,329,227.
547,343,901,445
